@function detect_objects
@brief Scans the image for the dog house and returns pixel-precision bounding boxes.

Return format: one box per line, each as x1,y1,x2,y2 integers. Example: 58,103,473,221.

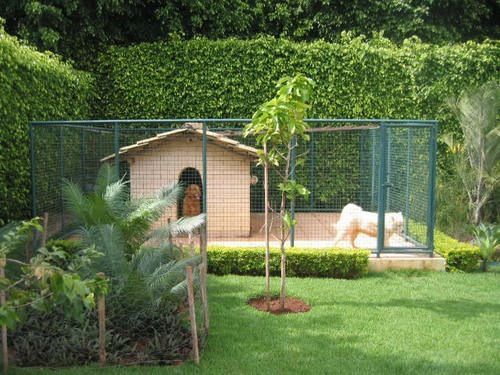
101,123,259,238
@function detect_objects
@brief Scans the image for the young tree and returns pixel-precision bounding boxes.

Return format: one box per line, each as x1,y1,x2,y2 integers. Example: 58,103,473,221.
244,73,314,311
444,80,499,225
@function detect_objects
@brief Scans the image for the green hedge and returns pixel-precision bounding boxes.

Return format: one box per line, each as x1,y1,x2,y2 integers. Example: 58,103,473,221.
97,37,498,155
0,27,93,224
434,230,481,272
207,246,370,279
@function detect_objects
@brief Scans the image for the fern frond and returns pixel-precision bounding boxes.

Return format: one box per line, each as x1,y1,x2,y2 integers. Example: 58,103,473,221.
170,214,205,236
103,178,129,219
148,214,205,241
145,255,201,298
132,246,169,275
157,183,184,206
62,180,90,224
95,164,119,195
79,224,130,280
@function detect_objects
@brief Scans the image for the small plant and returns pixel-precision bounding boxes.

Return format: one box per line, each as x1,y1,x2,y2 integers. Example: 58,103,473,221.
244,73,314,310
472,224,500,272
0,219,105,329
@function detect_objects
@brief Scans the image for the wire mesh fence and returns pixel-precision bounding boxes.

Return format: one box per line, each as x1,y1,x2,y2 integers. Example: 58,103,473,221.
30,119,437,255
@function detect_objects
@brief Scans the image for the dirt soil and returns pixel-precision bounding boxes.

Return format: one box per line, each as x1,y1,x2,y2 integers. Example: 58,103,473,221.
248,296,311,315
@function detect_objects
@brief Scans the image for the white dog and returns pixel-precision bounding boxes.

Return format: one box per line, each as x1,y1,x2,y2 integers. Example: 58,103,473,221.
333,203,404,248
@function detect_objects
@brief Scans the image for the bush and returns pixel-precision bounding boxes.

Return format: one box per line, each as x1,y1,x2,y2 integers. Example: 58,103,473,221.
207,246,370,279
45,238,81,253
434,230,481,272
0,26,93,225
96,36,499,171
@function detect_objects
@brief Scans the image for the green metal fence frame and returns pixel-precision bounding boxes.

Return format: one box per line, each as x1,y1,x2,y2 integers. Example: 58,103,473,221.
29,118,438,256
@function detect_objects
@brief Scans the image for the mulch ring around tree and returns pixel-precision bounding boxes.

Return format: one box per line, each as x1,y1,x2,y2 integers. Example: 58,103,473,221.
248,296,311,315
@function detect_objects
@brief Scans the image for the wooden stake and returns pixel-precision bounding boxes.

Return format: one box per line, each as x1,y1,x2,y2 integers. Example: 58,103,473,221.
186,266,199,364
188,232,195,256
200,225,209,331
199,261,208,334
0,259,8,374
41,212,49,247
97,272,106,367
25,228,34,262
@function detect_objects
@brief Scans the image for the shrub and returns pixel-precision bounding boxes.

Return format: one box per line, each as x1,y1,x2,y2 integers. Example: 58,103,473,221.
0,26,93,225
45,238,81,254
207,246,370,279
434,230,481,272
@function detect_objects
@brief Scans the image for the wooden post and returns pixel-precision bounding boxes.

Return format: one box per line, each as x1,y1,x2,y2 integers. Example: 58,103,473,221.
41,212,49,247
97,272,106,367
186,266,199,364
200,225,209,332
0,258,8,374
25,228,34,262
199,261,208,334
188,232,195,257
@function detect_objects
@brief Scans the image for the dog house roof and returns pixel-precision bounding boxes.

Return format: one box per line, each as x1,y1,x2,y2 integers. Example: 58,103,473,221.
101,123,259,162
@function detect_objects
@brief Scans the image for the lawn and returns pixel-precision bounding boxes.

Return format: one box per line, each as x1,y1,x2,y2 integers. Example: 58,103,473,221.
14,271,500,374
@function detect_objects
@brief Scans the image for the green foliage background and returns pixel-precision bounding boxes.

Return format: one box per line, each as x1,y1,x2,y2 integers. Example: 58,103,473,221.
96,35,499,165
1,1,498,67
0,26,93,224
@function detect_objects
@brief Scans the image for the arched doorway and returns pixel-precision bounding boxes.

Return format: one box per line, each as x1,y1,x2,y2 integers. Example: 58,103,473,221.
177,167,203,218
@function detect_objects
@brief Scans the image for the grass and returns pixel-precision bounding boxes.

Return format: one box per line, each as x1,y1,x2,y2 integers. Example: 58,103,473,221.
13,271,500,374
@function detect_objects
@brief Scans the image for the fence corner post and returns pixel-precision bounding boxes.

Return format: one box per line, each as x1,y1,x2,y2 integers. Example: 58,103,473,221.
113,122,120,179
30,122,37,219
376,123,389,258
426,122,438,257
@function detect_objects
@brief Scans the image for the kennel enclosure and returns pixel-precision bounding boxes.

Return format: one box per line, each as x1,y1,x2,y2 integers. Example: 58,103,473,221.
30,119,437,256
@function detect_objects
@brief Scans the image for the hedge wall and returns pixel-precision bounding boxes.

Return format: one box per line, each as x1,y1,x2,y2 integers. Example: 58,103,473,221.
97,36,499,168
0,27,93,224
207,246,370,279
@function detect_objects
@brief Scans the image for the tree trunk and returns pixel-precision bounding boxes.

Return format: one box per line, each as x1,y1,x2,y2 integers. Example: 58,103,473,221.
279,144,292,311
472,204,482,226
263,143,270,310
481,258,488,272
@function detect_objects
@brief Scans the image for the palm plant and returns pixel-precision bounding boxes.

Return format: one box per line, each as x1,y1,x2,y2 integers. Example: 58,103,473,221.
444,80,500,225
63,164,205,307
63,164,205,255
472,223,500,272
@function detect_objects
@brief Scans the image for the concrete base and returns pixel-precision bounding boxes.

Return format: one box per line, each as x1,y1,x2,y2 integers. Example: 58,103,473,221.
368,253,445,272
